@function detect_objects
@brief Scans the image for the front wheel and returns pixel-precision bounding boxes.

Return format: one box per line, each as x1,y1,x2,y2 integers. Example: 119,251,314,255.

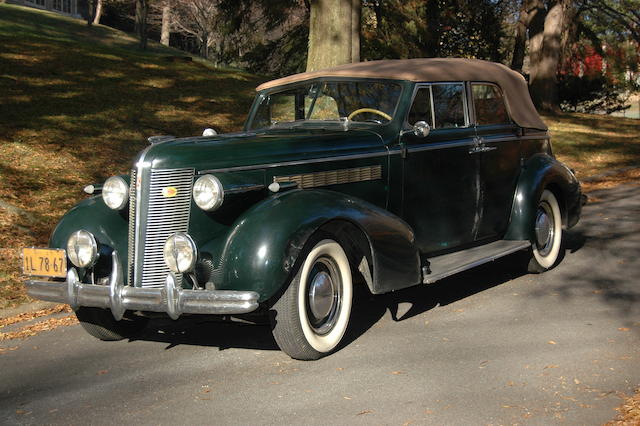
528,189,563,273
76,307,148,341
271,238,353,360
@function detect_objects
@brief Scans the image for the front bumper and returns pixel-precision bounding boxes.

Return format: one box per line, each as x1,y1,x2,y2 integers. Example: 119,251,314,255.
24,251,259,320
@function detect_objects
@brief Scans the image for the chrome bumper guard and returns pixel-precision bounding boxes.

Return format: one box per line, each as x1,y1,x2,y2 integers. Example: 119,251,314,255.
24,251,259,320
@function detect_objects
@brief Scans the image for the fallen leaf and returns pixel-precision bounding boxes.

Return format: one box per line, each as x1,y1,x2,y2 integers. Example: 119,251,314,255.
548,340,557,345
0,304,71,328
97,370,108,375
391,371,405,375
544,365,559,369
344,396,352,400
479,360,489,368
356,410,372,416
618,327,630,332
574,378,581,385
424,410,434,414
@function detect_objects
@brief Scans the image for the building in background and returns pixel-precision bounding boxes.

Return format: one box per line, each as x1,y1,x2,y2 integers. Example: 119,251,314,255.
8,0,88,20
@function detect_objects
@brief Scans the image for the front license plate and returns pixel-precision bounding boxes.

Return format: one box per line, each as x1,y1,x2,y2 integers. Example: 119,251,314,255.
22,248,67,278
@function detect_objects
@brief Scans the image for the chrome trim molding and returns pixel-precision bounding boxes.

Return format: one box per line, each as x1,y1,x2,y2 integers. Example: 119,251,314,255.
25,252,260,321
224,183,266,195
198,151,389,174
274,165,382,189
423,241,531,284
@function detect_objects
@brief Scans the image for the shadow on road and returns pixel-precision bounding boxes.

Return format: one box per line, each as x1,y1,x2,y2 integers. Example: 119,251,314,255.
133,249,543,354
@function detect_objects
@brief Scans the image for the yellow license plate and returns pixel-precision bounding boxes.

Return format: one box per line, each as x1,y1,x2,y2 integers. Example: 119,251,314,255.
22,248,67,278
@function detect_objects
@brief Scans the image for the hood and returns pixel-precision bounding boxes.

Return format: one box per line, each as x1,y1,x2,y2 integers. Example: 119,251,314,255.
136,127,386,172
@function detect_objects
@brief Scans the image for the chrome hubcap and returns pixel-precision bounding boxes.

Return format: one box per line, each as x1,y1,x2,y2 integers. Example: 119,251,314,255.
535,202,554,256
307,257,341,335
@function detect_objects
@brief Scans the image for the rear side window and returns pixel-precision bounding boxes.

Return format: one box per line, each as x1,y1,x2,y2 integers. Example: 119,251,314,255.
472,83,510,125
407,83,467,129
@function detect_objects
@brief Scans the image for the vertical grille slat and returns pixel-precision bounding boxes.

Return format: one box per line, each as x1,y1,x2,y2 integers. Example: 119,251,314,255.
127,169,137,286
129,168,195,288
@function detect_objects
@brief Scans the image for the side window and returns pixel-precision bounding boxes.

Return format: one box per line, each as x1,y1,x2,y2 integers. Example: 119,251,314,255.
472,84,510,125
432,84,466,128
407,87,434,127
270,95,296,123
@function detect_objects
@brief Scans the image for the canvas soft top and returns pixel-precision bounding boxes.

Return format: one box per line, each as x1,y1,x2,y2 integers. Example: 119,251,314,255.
256,58,547,131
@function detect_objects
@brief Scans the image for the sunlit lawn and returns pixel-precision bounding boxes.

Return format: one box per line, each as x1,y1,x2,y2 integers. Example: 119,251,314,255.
1,4,639,308
0,4,264,307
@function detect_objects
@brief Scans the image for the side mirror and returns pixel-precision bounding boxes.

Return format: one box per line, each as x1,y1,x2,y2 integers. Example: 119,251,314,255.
413,121,430,138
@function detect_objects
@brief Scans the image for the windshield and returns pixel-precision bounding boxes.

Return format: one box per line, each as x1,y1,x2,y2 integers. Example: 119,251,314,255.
247,80,402,130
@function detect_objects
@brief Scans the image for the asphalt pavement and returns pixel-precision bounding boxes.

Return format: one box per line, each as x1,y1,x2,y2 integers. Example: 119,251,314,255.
1,184,639,425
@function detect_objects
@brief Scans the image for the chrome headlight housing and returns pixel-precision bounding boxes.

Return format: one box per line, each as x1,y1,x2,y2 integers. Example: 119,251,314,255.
163,232,197,273
102,176,129,210
67,230,98,268
193,174,224,211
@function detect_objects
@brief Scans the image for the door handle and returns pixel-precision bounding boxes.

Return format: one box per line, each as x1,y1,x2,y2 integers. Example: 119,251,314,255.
468,136,497,154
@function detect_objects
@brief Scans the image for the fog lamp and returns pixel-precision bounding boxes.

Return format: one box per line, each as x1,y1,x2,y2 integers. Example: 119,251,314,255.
163,232,197,273
67,230,98,268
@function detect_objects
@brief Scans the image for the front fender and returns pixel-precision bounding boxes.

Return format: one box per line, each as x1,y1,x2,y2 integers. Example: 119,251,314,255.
505,153,582,241
214,189,421,302
49,196,128,274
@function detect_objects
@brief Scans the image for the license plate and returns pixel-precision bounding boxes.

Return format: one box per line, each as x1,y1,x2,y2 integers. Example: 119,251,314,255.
22,248,67,278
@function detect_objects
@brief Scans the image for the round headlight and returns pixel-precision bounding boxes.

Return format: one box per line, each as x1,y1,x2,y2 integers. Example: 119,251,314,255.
102,176,129,210
67,230,98,268
193,174,224,211
163,232,197,273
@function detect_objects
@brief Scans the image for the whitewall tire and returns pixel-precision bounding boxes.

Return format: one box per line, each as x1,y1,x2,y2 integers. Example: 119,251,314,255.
271,238,353,360
528,189,563,272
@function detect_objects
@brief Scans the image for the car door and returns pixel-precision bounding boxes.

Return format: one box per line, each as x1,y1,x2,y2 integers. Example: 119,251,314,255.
401,83,481,254
469,82,521,240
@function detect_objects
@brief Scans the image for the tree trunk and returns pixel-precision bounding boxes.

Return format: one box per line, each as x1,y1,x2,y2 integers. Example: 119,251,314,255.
424,0,441,57
161,4,171,47
135,0,148,50
512,0,535,72
306,0,361,72
92,0,102,25
86,0,96,26
529,0,566,112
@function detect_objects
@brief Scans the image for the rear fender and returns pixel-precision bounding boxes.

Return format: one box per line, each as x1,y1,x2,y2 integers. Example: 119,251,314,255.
505,153,582,241
214,189,421,302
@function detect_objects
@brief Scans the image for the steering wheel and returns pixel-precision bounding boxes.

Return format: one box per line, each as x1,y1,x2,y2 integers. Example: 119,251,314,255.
347,108,392,122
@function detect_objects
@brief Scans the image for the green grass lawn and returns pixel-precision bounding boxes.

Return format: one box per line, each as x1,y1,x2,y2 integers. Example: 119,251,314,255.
0,4,639,308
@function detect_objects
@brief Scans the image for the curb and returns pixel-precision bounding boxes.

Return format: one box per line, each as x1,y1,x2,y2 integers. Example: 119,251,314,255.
0,301,61,320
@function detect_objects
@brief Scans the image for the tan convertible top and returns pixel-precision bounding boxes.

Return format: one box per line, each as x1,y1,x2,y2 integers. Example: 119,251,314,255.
256,58,547,130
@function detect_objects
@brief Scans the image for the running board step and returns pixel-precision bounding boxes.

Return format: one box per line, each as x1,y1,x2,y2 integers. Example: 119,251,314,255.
422,240,531,284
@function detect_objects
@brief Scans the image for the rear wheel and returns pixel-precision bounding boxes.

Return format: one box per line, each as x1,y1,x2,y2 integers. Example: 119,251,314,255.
271,238,353,360
527,189,563,273
75,307,148,341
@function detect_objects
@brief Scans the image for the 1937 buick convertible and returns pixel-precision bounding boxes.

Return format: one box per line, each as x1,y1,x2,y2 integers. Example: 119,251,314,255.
23,58,583,360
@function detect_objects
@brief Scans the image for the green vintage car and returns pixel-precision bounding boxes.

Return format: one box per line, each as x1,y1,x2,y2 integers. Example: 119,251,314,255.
23,58,583,360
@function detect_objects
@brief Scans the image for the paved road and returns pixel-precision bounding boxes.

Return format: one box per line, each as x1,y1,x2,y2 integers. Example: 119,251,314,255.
1,184,639,425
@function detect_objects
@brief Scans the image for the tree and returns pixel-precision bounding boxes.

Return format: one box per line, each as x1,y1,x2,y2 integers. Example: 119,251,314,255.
86,0,103,26
306,0,361,71
161,1,171,46
361,0,507,62
135,0,149,49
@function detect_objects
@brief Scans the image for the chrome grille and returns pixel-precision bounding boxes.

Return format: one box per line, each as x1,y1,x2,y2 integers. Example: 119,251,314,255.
135,168,195,288
127,168,137,286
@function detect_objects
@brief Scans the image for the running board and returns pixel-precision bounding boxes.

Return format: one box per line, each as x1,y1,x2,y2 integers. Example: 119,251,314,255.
422,240,531,284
